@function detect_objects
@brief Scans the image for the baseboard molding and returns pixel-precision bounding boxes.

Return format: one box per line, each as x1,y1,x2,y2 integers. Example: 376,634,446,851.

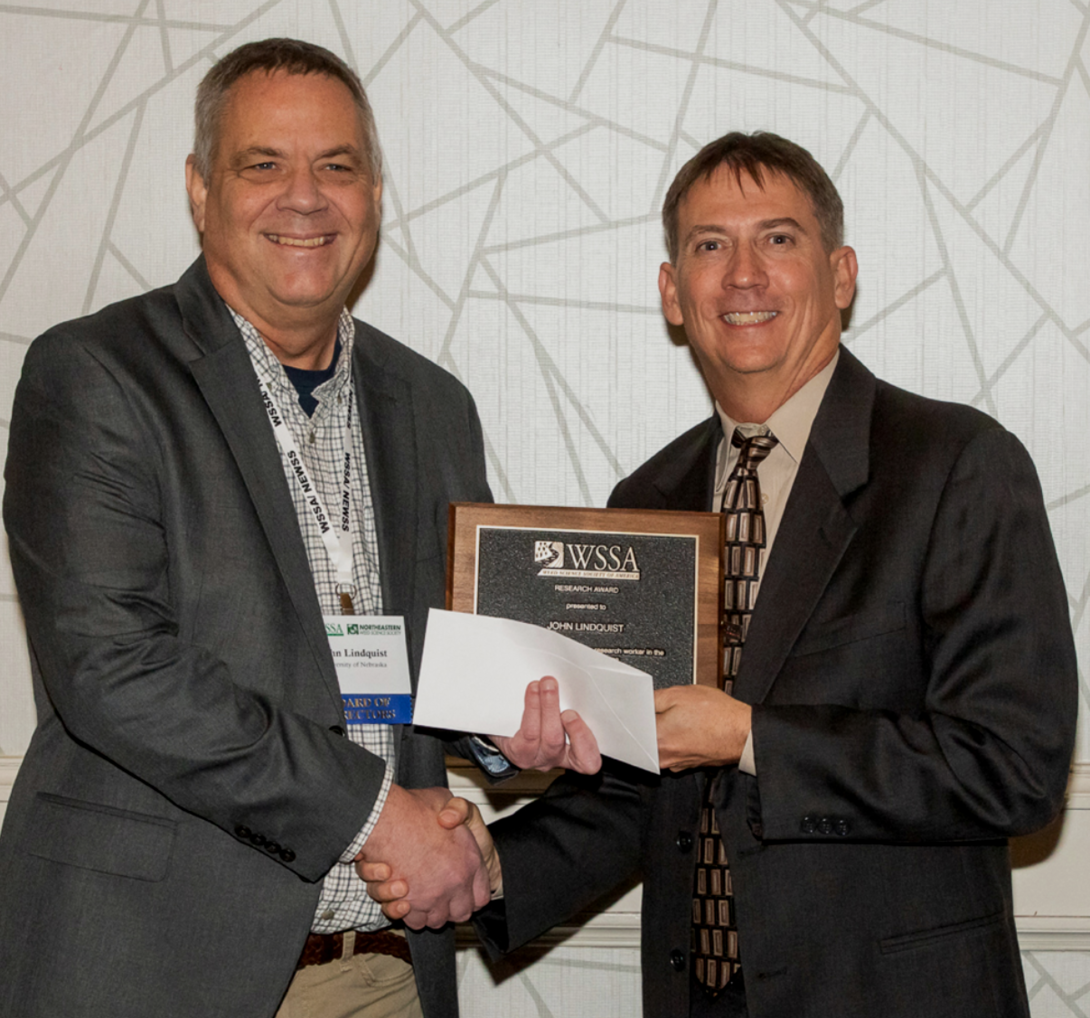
0,756,19,797
455,912,641,951
1066,762,1090,809
1017,917,1090,951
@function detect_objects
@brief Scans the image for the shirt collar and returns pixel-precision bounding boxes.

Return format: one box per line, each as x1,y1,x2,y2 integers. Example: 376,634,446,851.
715,349,839,467
228,305,356,396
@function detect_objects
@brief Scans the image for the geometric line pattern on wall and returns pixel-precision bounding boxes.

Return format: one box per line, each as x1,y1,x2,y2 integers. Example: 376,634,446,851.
1024,951,1090,1018
1,3,1089,1014
1,0,1087,747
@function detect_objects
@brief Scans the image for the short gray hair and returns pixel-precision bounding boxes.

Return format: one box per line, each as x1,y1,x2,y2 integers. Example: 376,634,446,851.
192,38,382,182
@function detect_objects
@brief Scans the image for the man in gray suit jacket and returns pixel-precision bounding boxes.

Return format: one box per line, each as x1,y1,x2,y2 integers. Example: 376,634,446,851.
0,38,592,1018
372,132,1078,1017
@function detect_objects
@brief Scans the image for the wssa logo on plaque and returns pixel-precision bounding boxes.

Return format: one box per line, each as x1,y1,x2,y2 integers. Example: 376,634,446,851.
534,539,640,579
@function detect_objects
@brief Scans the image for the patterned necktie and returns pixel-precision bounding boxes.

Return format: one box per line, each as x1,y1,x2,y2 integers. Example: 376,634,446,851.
692,426,778,996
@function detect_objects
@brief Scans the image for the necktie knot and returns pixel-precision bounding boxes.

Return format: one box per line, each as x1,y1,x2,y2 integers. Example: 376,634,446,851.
731,427,779,474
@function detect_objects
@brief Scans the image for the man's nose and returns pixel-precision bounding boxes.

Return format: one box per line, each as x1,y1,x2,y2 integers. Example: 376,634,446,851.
723,243,766,289
278,166,326,213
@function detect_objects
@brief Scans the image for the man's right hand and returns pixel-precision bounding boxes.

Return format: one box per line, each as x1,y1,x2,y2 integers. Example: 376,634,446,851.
654,685,752,771
355,784,490,929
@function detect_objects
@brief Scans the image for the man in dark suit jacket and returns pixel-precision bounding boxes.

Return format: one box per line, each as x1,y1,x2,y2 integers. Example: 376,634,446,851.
0,38,592,1018
446,133,1077,1017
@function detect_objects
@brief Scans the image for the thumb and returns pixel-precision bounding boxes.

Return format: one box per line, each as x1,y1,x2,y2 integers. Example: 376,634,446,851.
437,796,471,830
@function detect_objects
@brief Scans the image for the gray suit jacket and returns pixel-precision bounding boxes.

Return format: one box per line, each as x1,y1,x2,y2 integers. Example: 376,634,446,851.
0,257,491,1018
477,349,1078,1018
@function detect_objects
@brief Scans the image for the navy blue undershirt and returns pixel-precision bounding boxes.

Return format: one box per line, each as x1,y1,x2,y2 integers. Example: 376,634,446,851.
282,338,341,417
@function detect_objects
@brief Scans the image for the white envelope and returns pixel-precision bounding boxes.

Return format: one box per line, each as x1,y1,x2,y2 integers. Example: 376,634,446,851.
414,608,659,773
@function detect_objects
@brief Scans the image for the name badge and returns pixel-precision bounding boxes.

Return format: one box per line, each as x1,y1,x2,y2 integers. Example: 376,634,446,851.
325,615,413,724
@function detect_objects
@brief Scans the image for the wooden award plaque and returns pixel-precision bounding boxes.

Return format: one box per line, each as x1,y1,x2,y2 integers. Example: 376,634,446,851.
447,502,724,689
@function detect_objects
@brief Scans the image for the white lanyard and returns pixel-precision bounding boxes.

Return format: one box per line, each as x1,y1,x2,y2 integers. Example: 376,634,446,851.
256,375,358,612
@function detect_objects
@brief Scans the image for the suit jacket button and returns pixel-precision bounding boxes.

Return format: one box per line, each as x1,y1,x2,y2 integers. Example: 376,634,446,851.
800,816,816,834
669,949,686,972
750,821,764,839
265,841,281,855
235,825,251,840
329,725,346,737
818,817,833,835
835,819,850,837
250,832,267,847
280,848,296,863
676,831,693,852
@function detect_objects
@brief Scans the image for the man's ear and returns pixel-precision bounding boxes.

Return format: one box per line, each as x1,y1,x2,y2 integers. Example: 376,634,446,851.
659,261,685,327
831,245,858,310
185,155,208,234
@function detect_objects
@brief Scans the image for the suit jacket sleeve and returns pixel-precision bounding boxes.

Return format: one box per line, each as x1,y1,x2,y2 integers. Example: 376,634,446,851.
749,425,1077,844
4,330,385,882
475,764,644,955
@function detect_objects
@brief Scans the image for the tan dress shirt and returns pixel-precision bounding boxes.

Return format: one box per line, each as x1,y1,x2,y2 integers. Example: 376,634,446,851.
713,351,839,774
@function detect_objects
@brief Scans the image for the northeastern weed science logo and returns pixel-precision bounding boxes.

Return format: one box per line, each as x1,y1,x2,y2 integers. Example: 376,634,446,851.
534,539,640,581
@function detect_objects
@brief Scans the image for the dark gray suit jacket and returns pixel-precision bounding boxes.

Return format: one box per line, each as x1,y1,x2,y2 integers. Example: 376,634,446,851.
478,348,1077,1018
0,257,491,1018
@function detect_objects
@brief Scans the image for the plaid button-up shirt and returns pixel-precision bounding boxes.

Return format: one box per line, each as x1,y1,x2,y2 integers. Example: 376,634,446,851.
234,306,394,934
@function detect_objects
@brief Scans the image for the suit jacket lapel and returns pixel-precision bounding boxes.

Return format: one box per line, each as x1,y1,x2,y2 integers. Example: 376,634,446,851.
351,325,419,773
352,324,418,624
655,351,876,705
733,349,875,704
176,258,342,710
651,415,722,511
732,446,856,704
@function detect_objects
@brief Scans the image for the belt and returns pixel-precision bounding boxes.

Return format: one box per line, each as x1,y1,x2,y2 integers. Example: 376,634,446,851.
297,929,412,970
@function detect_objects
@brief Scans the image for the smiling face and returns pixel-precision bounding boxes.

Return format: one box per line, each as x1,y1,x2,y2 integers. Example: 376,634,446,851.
659,166,857,421
185,69,381,367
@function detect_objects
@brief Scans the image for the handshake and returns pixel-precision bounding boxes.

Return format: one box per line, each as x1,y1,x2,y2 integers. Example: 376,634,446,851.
354,675,753,927
355,677,602,929
355,785,499,929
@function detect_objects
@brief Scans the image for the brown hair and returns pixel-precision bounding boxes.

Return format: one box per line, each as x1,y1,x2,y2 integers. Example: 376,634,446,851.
192,38,381,182
662,131,843,262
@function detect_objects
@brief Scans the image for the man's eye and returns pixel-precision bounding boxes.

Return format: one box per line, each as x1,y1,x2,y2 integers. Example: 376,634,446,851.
251,162,276,171
697,240,721,252
769,234,792,245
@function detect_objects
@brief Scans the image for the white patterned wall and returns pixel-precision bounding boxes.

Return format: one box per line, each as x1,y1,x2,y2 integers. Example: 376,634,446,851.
1,1,1088,1015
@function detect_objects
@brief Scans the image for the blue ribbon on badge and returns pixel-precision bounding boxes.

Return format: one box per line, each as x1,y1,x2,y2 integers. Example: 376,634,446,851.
342,693,413,725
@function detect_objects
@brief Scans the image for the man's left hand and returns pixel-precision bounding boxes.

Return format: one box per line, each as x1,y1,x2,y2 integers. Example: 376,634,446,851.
655,685,751,771
489,676,602,774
